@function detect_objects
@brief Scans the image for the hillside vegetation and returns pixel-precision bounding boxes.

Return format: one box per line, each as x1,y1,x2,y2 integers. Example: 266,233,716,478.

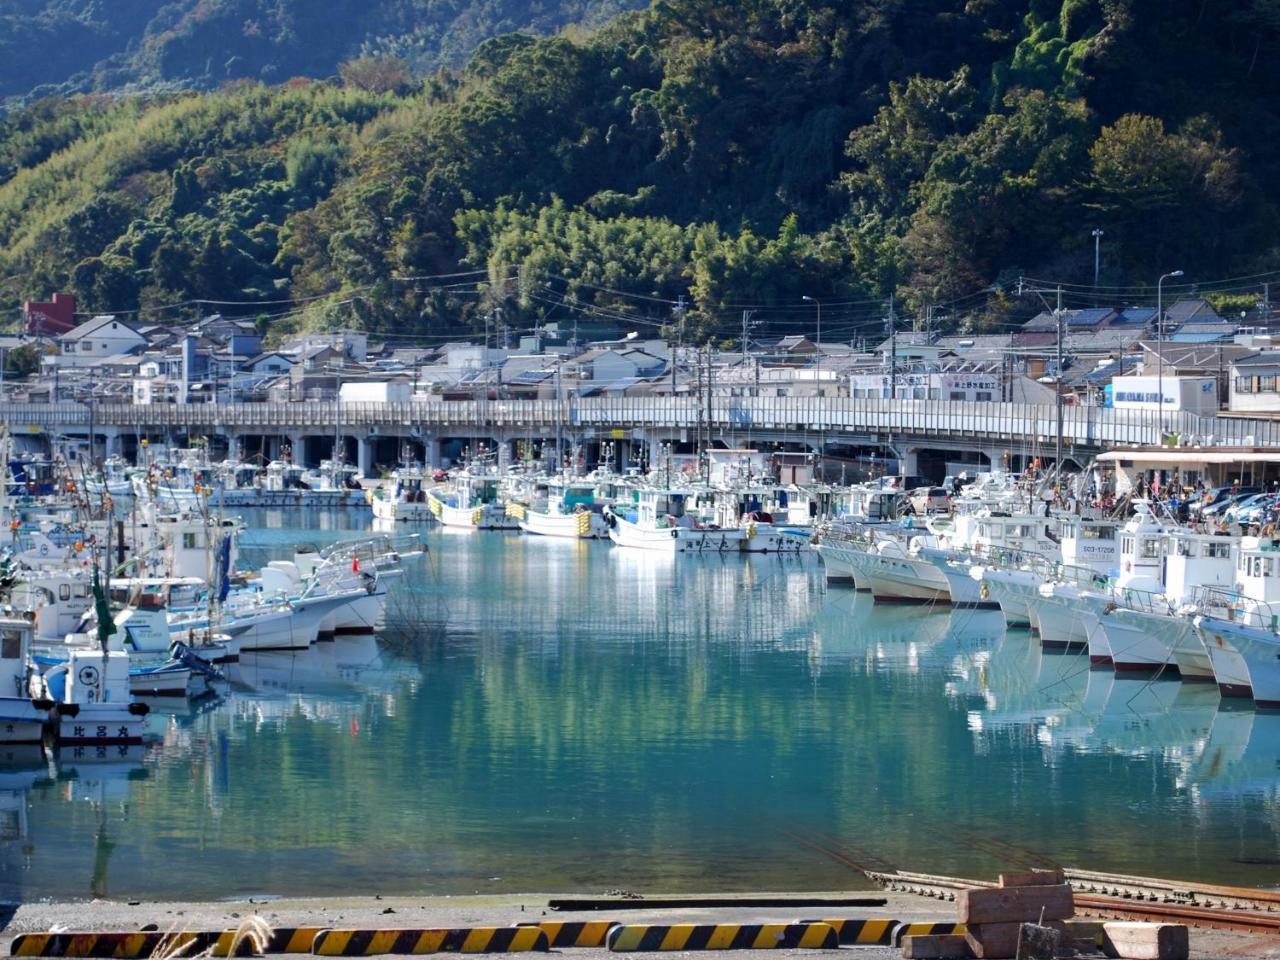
0,0,641,102
3,0,1280,343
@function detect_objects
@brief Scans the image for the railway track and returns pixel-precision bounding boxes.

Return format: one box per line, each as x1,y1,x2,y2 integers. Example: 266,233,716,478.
865,869,1280,936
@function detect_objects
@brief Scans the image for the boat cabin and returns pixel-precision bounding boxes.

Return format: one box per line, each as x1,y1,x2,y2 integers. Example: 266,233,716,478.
1163,530,1235,604
1116,502,1169,592
0,615,35,699
1058,518,1120,574
1234,536,1280,607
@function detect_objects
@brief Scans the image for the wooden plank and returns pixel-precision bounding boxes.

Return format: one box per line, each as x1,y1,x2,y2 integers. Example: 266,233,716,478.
1101,922,1189,960
997,869,1064,888
956,885,1073,925
963,923,1021,959
900,934,973,959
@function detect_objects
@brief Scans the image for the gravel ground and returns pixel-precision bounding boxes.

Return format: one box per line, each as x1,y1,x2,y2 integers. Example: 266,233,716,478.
0,892,1274,959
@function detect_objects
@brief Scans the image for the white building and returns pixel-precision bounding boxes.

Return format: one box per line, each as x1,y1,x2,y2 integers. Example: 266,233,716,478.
1111,374,1218,416
1229,352,1280,413
849,370,1000,401
52,315,146,367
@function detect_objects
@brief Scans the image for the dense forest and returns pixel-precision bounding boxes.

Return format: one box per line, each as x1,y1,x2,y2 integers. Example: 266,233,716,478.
3,0,1280,344
0,0,642,102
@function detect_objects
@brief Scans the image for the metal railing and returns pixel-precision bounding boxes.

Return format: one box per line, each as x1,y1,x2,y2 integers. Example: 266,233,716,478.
3,398,1280,449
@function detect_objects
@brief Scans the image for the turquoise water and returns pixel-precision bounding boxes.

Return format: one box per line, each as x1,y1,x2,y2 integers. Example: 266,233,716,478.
2,509,1279,901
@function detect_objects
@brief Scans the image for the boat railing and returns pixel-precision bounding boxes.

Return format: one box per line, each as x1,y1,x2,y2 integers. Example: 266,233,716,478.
1108,585,1170,617
1053,561,1113,592
1190,585,1280,629
319,534,423,563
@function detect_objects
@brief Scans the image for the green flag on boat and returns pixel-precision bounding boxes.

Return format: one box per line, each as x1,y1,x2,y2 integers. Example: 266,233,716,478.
93,565,116,650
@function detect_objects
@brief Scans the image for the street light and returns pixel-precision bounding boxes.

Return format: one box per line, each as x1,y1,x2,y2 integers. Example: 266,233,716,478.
1157,269,1184,435
802,295,821,348
1091,229,1104,287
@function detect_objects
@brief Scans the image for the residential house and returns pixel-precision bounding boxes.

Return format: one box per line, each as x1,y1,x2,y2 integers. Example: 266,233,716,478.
1229,351,1280,413
51,315,147,367
586,348,667,383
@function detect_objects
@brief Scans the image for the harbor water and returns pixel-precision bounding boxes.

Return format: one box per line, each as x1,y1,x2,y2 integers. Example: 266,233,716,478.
2,508,1278,901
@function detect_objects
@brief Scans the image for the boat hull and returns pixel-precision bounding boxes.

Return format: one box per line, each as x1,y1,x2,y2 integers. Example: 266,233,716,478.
519,509,607,539
58,704,146,746
0,699,51,744
861,552,949,604
608,518,746,553
1196,617,1254,700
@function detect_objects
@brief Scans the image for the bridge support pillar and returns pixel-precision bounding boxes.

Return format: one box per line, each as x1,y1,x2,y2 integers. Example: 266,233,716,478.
103,430,124,459
899,446,920,477
357,437,374,478
289,433,307,467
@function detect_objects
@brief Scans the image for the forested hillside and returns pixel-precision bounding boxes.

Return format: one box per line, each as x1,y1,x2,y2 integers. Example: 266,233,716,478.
0,0,642,102
3,0,1280,344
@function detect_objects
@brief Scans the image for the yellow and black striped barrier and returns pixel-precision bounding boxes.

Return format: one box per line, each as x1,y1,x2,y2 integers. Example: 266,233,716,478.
9,928,323,958
890,922,966,946
606,923,837,952
312,927,550,956
798,919,898,946
515,921,618,948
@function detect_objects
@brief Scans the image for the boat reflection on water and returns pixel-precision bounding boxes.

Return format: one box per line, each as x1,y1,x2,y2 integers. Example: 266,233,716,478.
225,637,420,728
813,588,951,676
1190,708,1280,800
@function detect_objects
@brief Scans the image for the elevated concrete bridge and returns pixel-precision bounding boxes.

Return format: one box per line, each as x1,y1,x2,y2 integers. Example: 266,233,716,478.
4,398,1277,475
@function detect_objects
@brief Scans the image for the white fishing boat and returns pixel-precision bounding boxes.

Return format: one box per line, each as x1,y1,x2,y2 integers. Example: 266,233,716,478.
371,466,437,521
858,533,950,604
513,478,608,538
0,616,53,744
713,487,809,553
605,488,746,553
426,472,517,529
42,647,149,747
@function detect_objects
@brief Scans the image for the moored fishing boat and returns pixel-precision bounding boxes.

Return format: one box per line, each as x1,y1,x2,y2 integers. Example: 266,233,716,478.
605,487,745,553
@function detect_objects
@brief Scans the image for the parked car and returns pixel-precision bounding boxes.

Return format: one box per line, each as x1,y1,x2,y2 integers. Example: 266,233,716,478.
1200,488,1263,521
1192,485,1261,519
907,486,951,515
1231,494,1280,525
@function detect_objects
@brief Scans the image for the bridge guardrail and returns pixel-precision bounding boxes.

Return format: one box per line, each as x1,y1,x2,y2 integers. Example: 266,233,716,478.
2,399,1279,449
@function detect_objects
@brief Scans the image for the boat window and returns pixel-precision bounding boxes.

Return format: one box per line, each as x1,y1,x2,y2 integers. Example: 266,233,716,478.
1011,524,1032,538
1,631,20,660
59,584,70,601
1205,542,1231,559
1141,538,1160,559
1176,540,1195,557
1268,558,1276,577
1083,525,1115,540
1122,536,1134,554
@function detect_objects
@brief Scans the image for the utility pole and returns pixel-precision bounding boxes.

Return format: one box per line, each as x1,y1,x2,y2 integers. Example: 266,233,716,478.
1055,285,1064,475
741,310,753,362
1157,269,1184,438
1091,229,1104,288
670,295,685,400
802,295,821,348
1017,276,1071,479
887,295,898,401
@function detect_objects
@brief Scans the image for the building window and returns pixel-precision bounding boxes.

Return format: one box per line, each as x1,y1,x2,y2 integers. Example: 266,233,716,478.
80,341,92,352
975,391,993,401
1262,376,1277,393
949,391,965,401
1237,376,1253,394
